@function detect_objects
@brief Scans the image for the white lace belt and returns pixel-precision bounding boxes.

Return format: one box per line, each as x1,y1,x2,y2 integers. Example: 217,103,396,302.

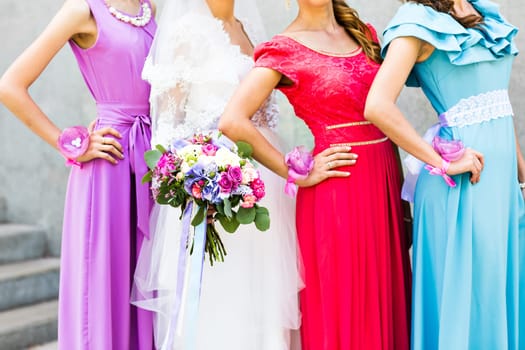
401,89,514,202
438,89,514,127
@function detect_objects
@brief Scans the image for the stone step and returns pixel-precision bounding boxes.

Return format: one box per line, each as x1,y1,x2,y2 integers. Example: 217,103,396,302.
27,340,58,349
0,197,6,223
0,300,58,350
0,224,47,264
0,258,60,312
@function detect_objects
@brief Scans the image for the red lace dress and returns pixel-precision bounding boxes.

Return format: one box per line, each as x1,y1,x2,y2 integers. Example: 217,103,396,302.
254,32,411,350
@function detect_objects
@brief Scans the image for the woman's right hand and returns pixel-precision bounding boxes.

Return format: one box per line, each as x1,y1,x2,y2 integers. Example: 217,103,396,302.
447,148,484,184
296,146,358,187
75,126,124,165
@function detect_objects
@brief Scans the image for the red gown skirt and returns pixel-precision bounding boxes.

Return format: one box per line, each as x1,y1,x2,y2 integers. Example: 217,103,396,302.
297,127,411,350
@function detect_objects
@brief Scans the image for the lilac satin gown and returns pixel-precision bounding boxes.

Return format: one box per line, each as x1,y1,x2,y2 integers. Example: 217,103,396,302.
59,0,156,348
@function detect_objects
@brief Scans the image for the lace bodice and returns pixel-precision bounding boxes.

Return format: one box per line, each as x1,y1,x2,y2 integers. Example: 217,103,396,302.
142,12,278,147
254,27,385,152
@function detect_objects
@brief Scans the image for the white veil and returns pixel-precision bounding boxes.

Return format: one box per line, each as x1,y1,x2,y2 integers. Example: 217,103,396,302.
134,1,303,350
143,0,292,146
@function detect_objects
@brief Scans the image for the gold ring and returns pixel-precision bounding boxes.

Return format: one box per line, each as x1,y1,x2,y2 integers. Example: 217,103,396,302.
327,161,332,169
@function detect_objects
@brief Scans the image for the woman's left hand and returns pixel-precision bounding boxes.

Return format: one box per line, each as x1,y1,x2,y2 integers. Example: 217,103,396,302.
76,125,124,165
296,146,358,187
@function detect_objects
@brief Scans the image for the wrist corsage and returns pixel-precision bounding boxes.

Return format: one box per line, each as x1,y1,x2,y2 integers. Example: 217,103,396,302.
57,126,90,168
284,146,314,197
425,136,465,187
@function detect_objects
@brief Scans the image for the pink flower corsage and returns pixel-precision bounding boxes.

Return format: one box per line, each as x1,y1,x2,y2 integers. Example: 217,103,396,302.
284,146,314,197
425,136,465,187
57,126,90,168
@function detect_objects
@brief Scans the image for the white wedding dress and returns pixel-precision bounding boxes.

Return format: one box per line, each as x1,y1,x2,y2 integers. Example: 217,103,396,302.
132,4,302,350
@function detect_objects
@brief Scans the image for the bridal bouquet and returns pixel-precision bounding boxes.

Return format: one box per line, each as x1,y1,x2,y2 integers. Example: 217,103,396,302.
143,131,270,265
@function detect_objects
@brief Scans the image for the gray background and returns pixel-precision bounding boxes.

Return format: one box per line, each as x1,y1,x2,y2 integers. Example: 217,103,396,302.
0,0,523,256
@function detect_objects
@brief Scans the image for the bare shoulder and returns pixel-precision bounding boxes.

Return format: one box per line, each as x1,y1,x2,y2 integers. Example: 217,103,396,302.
150,0,157,16
62,0,93,24
60,0,97,43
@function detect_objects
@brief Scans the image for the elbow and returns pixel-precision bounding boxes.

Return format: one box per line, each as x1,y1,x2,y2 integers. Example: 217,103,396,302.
218,116,237,139
0,75,19,107
363,97,385,124
0,77,11,105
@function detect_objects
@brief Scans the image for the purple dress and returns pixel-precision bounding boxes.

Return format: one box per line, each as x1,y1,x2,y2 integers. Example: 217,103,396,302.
59,0,156,348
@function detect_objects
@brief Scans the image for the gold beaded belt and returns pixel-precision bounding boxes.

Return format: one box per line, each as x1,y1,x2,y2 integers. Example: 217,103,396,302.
330,137,389,147
326,121,389,147
326,121,373,130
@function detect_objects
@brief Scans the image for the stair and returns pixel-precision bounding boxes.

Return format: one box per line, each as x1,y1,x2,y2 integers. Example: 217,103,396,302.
0,300,58,350
0,220,59,350
0,197,6,223
0,258,60,311
0,225,47,264
28,341,57,350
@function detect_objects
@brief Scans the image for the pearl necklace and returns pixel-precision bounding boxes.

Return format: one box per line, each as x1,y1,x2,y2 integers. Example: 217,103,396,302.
106,1,152,27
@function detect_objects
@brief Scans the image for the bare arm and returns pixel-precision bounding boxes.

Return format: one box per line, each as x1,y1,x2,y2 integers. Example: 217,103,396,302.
219,67,356,187
364,36,484,183
150,0,157,17
0,0,123,164
514,128,525,182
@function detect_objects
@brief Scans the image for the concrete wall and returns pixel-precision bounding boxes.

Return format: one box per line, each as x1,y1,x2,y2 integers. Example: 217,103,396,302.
0,0,523,256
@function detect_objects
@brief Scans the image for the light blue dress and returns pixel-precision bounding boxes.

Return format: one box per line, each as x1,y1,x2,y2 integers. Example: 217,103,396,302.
382,1,524,349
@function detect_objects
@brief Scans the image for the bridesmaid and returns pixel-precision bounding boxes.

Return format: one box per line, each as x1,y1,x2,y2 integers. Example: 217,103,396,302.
220,0,422,348
365,0,523,348
0,0,156,348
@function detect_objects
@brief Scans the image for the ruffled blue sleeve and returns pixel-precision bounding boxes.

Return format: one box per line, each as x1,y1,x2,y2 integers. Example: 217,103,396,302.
381,0,518,85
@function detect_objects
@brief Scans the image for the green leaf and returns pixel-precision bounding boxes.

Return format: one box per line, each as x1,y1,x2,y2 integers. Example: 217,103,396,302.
255,205,269,216
155,144,167,153
236,206,256,224
191,205,206,226
216,213,240,233
215,203,225,216
144,149,163,170
223,198,233,218
236,141,253,158
141,171,153,184
157,195,170,205
254,212,270,231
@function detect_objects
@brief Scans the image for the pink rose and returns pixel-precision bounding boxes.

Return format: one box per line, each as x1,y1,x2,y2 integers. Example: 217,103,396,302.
432,136,465,161
218,173,233,192
192,183,203,199
202,143,218,156
241,194,257,208
227,166,243,186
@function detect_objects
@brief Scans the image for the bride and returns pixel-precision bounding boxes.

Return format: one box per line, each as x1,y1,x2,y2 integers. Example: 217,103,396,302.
132,0,303,349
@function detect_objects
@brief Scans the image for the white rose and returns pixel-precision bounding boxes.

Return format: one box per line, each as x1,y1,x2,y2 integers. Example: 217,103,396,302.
181,162,191,174
215,148,241,167
241,164,259,184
